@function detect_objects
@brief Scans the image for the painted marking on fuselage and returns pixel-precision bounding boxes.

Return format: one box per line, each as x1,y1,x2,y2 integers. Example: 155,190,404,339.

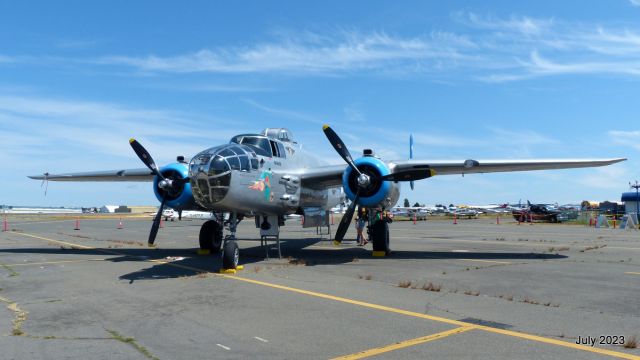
248,169,273,202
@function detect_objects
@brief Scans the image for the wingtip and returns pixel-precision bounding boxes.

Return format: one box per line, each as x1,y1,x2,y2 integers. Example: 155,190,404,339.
322,124,330,130
129,138,136,144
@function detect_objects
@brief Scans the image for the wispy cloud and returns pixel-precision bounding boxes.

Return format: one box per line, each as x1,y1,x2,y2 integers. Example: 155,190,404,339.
630,0,640,7
453,12,554,36
5,13,640,83
0,95,242,169
609,130,640,150
242,98,325,125
92,30,473,75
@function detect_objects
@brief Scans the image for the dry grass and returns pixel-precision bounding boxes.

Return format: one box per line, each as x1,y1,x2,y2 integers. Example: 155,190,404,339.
463,290,479,296
624,336,638,349
288,257,306,266
499,295,514,301
581,244,607,252
398,280,412,288
422,282,441,292
523,297,540,305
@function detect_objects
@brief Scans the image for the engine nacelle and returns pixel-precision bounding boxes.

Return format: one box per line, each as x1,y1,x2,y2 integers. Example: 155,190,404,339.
153,162,197,211
342,157,400,208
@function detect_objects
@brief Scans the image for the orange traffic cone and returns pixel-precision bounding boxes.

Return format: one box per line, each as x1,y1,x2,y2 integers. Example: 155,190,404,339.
74,217,80,230
453,213,457,225
2,215,8,232
496,215,500,225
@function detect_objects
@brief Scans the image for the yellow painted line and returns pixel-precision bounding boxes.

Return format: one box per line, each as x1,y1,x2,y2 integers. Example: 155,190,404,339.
307,246,346,250
9,231,640,360
481,327,640,360
11,232,94,249
7,259,107,267
333,326,475,360
625,272,640,276
331,326,475,360
458,259,512,265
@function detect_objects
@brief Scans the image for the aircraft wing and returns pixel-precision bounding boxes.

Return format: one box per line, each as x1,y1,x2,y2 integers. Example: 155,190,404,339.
294,165,346,189
388,158,626,176
297,158,626,188
28,168,154,182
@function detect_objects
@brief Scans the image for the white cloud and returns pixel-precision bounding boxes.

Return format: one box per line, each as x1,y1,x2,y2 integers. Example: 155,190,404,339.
576,164,629,190
6,15,640,83
95,31,443,74
630,0,640,7
0,95,242,169
455,12,554,36
609,130,640,150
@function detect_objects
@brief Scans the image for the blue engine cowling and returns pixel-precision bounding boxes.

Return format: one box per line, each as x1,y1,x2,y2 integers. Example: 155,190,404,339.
152,162,197,211
342,157,399,208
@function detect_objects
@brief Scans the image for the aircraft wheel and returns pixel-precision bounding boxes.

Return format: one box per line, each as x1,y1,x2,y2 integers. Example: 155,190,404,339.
222,240,239,269
199,220,223,253
372,220,390,254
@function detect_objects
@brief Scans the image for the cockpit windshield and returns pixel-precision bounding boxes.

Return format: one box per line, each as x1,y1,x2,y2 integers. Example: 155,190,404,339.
230,135,272,157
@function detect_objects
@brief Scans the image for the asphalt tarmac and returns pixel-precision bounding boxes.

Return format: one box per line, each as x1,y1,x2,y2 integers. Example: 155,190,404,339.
1,215,639,359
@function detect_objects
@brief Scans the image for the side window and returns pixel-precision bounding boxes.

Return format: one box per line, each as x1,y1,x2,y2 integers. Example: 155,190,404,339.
270,141,278,157
250,158,259,170
277,143,286,158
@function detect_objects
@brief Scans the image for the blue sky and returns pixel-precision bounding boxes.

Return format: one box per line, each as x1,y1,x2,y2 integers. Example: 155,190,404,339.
2,0,640,207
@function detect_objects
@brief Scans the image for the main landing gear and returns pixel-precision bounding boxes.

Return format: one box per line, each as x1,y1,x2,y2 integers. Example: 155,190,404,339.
198,212,242,271
369,218,390,257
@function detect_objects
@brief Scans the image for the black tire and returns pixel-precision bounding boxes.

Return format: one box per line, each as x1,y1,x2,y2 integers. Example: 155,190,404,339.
199,220,223,253
222,241,239,269
372,220,390,253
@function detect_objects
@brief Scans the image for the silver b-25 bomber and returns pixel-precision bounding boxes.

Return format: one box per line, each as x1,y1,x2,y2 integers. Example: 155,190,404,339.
30,126,625,270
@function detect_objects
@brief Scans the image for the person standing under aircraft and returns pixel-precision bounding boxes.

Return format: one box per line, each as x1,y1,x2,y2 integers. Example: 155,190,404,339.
356,207,368,246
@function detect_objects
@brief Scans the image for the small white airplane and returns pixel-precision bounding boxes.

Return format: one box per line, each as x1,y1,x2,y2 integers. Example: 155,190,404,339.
30,125,626,270
162,208,215,221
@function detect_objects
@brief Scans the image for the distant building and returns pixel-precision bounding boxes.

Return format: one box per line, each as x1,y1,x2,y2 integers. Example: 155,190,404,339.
621,192,640,214
99,205,119,213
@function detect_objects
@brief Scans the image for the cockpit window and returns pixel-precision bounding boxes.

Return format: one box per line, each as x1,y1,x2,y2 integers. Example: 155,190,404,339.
237,136,272,157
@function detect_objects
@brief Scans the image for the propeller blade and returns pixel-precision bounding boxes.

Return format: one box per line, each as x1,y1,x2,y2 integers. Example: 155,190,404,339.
381,168,435,182
334,190,360,243
148,195,167,245
322,125,362,176
129,138,164,180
